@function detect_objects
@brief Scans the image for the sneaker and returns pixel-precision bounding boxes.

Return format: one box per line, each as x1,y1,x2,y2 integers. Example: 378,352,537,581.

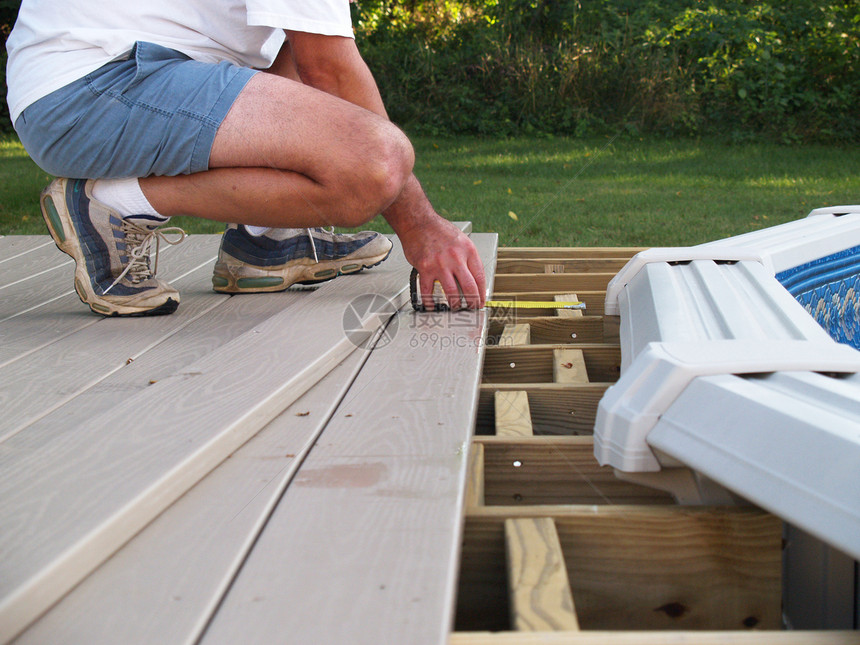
212,225,394,293
40,178,185,317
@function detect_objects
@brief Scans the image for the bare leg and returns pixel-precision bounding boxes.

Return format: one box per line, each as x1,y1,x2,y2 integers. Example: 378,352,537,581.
139,72,414,229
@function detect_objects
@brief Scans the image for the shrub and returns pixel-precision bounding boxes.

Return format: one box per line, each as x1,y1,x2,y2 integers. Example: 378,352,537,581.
654,1,859,142
1,1,856,142
1,0,19,132
355,0,859,142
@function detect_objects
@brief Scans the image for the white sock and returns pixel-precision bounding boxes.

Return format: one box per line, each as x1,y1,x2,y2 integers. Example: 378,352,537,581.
242,226,313,237
92,178,169,222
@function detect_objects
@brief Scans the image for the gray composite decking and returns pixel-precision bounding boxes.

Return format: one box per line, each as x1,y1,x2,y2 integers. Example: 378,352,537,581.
0,230,497,645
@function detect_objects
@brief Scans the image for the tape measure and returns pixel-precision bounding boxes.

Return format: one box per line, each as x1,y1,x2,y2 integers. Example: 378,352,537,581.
409,268,585,312
485,300,585,310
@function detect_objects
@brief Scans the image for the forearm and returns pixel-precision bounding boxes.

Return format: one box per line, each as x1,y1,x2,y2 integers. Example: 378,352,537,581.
377,175,435,234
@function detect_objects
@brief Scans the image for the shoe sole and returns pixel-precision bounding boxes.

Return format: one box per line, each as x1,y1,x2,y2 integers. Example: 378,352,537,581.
40,181,179,317
212,245,393,294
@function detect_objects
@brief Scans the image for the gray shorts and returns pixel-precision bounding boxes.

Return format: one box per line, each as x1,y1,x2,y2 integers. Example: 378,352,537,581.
14,41,257,178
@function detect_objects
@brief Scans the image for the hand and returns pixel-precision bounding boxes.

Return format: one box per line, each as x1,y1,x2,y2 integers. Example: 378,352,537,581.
398,216,487,310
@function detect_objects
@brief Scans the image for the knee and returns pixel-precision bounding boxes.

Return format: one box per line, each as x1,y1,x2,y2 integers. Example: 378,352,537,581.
365,126,414,214
334,124,414,228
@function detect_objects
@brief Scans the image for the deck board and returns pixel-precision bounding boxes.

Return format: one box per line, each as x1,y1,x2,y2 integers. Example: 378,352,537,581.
199,233,498,645
0,242,70,288
7,290,303,435
0,266,78,320
0,236,202,366
13,345,373,645
0,236,223,440
0,233,449,642
0,236,189,319
0,236,55,266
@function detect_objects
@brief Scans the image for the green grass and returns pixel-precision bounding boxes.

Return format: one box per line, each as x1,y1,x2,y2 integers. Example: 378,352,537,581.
0,136,55,235
2,132,858,247
407,135,860,247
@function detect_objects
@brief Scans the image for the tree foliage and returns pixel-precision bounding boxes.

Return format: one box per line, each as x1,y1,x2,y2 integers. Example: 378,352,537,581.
354,0,858,142
1,0,21,131
1,1,857,141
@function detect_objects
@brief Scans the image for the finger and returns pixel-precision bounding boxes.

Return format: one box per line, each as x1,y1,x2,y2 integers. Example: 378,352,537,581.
466,252,487,308
452,269,480,310
420,272,444,310
440,280,465,310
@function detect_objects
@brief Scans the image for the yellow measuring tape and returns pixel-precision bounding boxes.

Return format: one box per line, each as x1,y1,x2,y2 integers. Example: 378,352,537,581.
485,300,585,310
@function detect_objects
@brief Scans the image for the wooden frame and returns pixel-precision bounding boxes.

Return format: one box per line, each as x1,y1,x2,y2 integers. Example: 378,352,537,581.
452,245,858,644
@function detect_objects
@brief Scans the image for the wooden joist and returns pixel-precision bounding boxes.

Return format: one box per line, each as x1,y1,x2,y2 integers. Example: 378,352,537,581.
496,247,644,260
490,292,604,316
459,506,782,633
482,345,620,384
488,317,604,345
476,436,674,506
493,274,616,293
477,383,608,436
450,631,860,645
494,258,632,275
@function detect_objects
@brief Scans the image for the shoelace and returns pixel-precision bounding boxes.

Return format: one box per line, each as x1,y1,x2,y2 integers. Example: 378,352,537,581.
305,226,336,264
105,219,187,294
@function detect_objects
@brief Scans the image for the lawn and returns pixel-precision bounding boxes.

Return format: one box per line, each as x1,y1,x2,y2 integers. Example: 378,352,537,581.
1,133,858,247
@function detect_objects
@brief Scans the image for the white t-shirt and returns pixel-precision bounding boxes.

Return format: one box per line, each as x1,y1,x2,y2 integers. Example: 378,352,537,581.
5,0,353,123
